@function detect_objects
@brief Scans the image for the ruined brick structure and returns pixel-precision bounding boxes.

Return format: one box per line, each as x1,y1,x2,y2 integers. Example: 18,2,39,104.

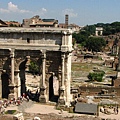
0,27,73,106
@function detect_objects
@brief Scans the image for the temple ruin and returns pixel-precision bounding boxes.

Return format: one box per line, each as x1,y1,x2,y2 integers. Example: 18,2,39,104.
0,27,73,106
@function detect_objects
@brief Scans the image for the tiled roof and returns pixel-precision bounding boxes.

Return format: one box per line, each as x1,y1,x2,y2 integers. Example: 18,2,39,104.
0,19,8,27
29,21,56,26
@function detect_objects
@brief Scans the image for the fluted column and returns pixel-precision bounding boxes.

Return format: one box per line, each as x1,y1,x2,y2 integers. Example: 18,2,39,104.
0,71,2,99
8,49,15,99
58,53,66,105
10,49,15,85
61,54,65,88
39,50,47,103
65,53,72,106
41,52,46,87
117,46,120,73
14,70,20,99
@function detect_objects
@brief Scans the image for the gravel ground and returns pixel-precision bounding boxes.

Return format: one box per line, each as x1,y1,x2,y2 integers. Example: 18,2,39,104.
1,100,120,120
2,100,101,120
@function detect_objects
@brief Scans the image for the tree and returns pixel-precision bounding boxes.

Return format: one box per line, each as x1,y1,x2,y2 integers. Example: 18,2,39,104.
85,37,106,52
72,30,89,44
29,61,39,75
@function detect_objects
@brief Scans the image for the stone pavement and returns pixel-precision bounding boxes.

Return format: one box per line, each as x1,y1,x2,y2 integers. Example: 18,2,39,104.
5,100,99,119
4,100,120,120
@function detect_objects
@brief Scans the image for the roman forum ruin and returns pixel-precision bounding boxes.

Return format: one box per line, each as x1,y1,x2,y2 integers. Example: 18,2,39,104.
0,27,73,106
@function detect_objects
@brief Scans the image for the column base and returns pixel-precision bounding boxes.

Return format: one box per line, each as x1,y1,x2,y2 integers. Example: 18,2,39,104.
39,95,47,103
58,86,66,105
8,84,15,99
8,93,15,100
39,86,47,103
58,97,65,105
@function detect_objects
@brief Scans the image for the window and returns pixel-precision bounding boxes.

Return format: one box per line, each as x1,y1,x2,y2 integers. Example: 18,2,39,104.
27,38,30,43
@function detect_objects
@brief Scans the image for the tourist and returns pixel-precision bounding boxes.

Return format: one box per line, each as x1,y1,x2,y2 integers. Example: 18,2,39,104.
117,106,119,114
0,105,5,114
26,95,29,102
113,107,117,115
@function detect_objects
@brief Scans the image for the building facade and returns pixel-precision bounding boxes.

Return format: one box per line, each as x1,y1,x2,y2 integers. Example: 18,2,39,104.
22,15,58,28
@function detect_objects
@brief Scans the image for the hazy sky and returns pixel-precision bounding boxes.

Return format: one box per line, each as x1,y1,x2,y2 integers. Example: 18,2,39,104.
0,0,120,26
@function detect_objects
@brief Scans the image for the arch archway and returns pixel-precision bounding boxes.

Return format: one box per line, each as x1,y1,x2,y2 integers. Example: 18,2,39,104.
49,75,59,102
19,61,26,95
1,72,9,98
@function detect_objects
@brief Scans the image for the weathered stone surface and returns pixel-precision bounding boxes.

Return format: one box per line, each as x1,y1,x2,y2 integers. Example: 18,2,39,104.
0,27,72,106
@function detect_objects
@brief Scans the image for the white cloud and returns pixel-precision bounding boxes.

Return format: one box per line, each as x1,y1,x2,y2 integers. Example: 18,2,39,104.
62,9,77,17
35,8,47,16
8,2,18,12
0,8,9,13
0,2,31,13
42,8,47,12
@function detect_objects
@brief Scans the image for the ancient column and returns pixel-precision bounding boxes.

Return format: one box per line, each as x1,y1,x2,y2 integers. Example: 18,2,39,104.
8,49,15,99
58,53,66,105
117,46,120,72
11,49,15,85
95,30,98,36
61,54,65,87
39,50,47,103
14,70,20,99
0,71,2,99
65,52,72,106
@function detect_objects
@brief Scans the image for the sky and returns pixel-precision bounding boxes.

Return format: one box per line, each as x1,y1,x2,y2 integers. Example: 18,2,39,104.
0,0,120,26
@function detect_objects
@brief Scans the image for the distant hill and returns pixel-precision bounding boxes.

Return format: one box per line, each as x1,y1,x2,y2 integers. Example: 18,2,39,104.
83,21,120,36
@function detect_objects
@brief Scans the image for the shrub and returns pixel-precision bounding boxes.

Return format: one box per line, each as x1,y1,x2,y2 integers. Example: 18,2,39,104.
88,71,105,82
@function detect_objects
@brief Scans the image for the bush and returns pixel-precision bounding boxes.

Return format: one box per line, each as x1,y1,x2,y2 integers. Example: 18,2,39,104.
88,71,105,82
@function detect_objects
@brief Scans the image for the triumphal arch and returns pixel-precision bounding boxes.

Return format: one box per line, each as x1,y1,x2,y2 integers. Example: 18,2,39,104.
0,27,73,106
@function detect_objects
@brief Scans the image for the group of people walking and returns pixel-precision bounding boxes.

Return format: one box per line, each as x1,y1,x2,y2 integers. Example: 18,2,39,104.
113,106,119,115
0,93,30,114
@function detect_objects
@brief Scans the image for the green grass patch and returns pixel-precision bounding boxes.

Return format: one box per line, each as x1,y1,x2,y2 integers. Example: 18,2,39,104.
5,110,16,114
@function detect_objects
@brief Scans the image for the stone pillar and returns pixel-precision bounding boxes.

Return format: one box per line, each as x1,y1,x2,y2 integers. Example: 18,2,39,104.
95,31,98,36
11,49,15,85
62,31,67,45
39,50,47,103
65,53,72,106
117,47,120,73
0,71,2,99
58,53,66,105
14,70,21,99
8,49,15,99
100,31,103,36
61,54,65,87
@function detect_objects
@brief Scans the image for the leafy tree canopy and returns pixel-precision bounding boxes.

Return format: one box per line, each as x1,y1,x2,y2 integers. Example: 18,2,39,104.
29,61,39,75
85,37,106,52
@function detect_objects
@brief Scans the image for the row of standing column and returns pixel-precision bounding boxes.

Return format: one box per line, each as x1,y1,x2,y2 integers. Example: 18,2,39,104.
39,51,72,106
0,50,72,106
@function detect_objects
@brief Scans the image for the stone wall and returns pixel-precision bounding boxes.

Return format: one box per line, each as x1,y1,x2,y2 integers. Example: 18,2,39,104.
79,86,120,96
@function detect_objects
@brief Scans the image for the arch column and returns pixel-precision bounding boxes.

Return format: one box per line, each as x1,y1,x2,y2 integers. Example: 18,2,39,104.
65,52,72,106
11,49,15,85
14,70,21,99
0,71,2,99
39,50,47,103
8,49,15,99
58,53,66,105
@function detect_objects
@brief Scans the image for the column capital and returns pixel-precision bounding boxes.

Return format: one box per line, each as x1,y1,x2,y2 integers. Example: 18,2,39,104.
41,51,46,59
61,53,65,59
10,49,15,58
